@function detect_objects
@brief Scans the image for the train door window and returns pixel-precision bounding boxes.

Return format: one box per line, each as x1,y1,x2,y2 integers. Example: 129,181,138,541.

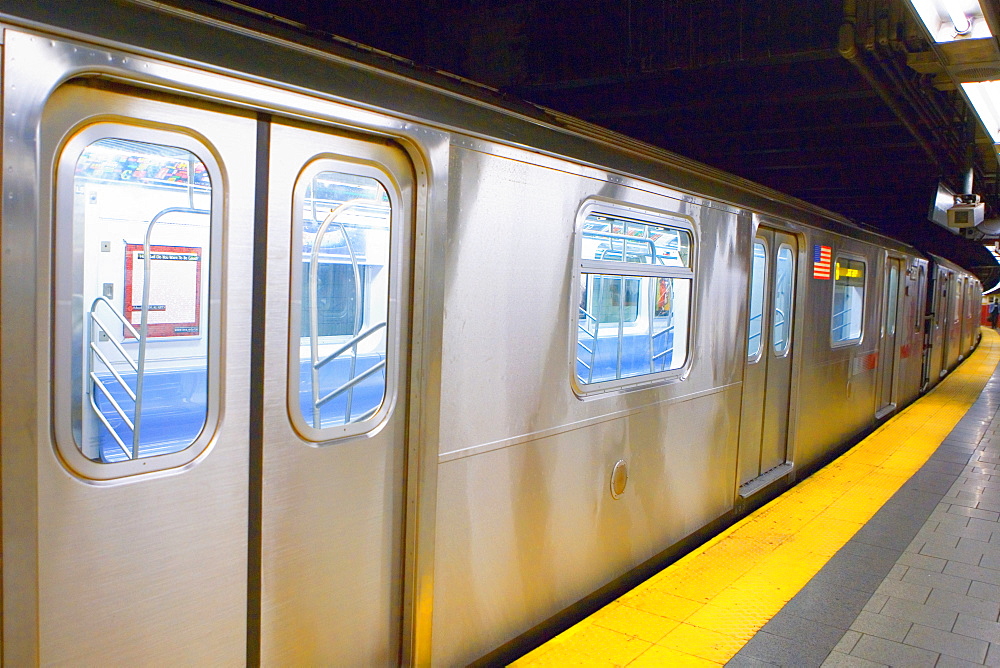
831,256,866,345
57,125,219,469
773,244,795,355
574,203,694,391
747,241,767,360
954,278,963,325
886,263,899,337
916,265,926,332
289,163,395,439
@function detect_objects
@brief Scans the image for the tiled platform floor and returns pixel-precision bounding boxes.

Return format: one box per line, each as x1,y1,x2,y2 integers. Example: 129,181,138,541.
513,329,1000,667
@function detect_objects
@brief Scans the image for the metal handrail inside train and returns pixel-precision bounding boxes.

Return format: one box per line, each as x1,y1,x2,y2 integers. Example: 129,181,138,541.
832,302,854,340
651,326,673,371
88,296,142,459
577,308,600,383
309,199,388,427
87,206,209,460
586,231,666,264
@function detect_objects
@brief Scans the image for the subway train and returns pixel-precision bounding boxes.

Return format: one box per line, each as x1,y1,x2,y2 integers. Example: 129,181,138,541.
0,2,985,666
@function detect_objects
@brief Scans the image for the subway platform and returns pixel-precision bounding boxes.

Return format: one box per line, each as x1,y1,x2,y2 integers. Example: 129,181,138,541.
511,328,1000,667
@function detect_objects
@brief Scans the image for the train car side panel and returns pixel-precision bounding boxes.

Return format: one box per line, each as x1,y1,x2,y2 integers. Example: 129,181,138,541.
429,145,747,665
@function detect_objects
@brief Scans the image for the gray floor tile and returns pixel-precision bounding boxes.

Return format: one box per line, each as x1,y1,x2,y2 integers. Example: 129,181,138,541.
903,624,989,663
927,588,1000,620
847,635,938,667
879,596,958,631
946,560,1000,586
832,630,863,655
933,522,995,542
920,532,964,551
897,552,947,573
986,642,1000,666
820,651,887,667
875,580,932,605
971,580,1000,603
975,499,1000,513
946,495,982,510
969,518,1000,533
954,613,1000,644
981,553,1000,571
902,568,972,595
936,653,992,667
863,595,889,614
920,540,986,566
848,611,911,642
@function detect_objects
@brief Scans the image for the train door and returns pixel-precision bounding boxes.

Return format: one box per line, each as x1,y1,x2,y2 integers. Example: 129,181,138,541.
940,270,956,375
875,257,903,417
9,80,256,663
926,267,948,383
738,226,797,493
258,121,413,664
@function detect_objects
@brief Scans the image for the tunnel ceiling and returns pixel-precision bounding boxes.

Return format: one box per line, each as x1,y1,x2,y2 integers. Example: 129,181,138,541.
201,0,1000,282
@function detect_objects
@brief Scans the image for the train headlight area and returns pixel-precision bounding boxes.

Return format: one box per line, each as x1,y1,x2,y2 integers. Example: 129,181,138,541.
513,329,1000,667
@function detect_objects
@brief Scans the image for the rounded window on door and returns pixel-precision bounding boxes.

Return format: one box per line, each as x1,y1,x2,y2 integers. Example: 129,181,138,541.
54,123,222,477
288,160,397,442
773,244,795,355
747,241,767,360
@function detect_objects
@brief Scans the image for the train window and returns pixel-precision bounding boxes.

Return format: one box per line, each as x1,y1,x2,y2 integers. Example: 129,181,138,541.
886,263,899,337
289,165,393,438
748,241,767,360
916,265,926,332
954,278,962,324
574,206,694,390
831,256,866,345
58,127,218,467
773,244,795,355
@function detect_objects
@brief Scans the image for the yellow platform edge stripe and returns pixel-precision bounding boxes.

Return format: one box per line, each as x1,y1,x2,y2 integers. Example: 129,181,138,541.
511,328,1000,667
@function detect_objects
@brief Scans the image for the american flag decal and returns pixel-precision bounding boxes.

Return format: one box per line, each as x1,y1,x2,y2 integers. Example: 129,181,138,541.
813,244,832,279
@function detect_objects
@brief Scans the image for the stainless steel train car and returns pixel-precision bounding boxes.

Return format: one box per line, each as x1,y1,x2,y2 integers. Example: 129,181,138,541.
0,2,984,665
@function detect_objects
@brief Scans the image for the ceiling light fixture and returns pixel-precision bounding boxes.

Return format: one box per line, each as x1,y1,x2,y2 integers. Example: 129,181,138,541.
944,0,973,34
906,0,990,41
962,81,1000,143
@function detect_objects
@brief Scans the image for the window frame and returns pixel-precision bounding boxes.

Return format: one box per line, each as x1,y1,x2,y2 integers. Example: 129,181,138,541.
830,252,867,348
747,238,769,364
286,156,403,444
772,242,796,358
53,121,224,481
571,199,696,396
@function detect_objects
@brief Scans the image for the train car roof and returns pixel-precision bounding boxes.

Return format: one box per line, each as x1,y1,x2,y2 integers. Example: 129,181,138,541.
0,0,963,268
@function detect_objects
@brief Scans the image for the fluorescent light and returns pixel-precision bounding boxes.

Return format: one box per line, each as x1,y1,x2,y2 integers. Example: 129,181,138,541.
946,5,973,33
962,81,1000,142
906,0,991,41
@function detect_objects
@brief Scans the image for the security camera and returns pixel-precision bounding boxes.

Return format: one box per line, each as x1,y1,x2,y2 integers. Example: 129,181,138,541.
948,194,985,228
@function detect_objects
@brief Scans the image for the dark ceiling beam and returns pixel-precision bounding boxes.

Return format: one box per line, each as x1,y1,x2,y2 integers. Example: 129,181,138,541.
683,119,903,141
516,49,846,93
578,88,882,123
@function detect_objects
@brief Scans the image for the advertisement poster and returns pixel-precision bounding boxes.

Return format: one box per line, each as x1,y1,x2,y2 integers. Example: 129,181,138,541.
124,244,202,338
